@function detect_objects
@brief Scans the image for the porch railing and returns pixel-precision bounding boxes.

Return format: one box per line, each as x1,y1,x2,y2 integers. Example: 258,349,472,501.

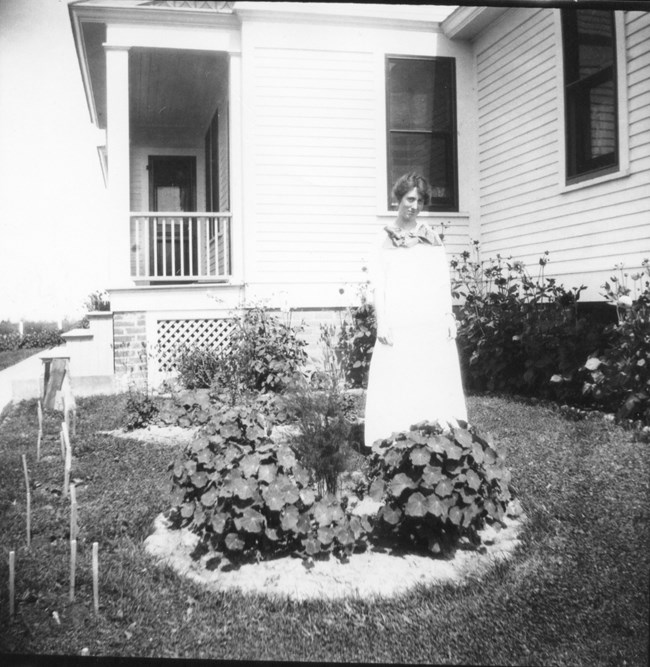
130,212,232,282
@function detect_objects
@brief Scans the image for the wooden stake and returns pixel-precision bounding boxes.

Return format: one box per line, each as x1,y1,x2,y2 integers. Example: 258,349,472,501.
70,484,78,542
9,551,15,617
92,542,99,614
60,429,65,460
63,450,71,499
62,421,71,454
37,400,43,462
69,539,77,602
62,424,72,498
21,455,31,549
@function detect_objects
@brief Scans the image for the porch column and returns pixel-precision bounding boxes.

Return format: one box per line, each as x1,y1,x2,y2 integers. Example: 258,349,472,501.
104,43,131,288
229,52,245,285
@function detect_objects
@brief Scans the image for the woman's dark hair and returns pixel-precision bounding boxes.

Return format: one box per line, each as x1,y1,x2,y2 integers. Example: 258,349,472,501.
392,172,431,206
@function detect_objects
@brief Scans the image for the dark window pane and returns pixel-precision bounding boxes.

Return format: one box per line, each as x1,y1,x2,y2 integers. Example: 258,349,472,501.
388,59,453,132
562,9,618,180
386,56,457,210
577,11,615,78
389,133,452,205
589,79,616,158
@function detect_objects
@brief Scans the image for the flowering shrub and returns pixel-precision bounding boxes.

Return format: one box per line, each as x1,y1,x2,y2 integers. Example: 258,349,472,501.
225,307,308,394
336,275,377,389
366,420,513,556
579,261,650,423
337,302,376,389
173,306,308,395
451,245,602,400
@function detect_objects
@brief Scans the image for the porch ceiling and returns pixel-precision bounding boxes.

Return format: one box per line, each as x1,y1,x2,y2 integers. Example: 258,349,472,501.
130,48,228,147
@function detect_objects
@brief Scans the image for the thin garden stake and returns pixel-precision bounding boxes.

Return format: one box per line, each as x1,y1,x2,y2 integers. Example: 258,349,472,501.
70,483,78,542
60,428,65,460
21,455,31,548
62,421,71,454
92,542,99,614
37,400,43,462
63,426,72,498
9,551,15,617
69,539,77,602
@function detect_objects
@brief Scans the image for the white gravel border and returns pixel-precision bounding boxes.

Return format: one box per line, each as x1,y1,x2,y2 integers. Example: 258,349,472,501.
144,512,525,601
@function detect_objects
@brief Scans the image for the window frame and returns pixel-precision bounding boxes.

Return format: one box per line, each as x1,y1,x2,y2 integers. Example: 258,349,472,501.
385,54,459,212
561,9,619,184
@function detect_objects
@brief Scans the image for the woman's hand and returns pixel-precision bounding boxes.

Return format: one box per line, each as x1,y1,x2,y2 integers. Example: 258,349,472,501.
377,325,393,346
446,313,457,340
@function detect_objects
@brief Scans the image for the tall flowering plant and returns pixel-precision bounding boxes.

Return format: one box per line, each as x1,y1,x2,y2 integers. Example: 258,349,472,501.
450,243,591,397
581,260,650,423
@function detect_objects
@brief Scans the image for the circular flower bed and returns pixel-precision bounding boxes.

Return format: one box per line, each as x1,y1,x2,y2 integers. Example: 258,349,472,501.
168,398,516,567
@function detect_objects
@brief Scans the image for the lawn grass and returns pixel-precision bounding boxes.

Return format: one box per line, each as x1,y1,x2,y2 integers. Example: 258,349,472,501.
0,393,648,664
0,348,45,373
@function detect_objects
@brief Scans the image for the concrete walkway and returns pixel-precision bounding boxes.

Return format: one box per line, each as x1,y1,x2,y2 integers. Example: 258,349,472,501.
0,350,45,418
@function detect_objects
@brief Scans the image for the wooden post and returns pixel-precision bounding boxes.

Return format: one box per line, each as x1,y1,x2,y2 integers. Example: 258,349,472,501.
92,542,99,614
9,551,15,617
63,423,72,498
69,539,77,602
21,455,31,549
62,378,77,437
62,422,71,453
37,400,43,462
60,429,65,460
70,483,78,542
63,394,68,431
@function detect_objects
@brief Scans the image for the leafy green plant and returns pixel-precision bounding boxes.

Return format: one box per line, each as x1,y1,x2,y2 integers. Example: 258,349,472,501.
175,344,225,390
451,245,602,400
284,325,354,495
18,329,65,349
124,391,159,431
84,289,111,312
168,398,371,566
210,306,308,397
579,260,650,423
366,419,513,557
336,274,376,389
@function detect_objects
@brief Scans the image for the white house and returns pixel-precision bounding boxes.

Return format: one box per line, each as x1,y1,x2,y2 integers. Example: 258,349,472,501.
66,1,649,390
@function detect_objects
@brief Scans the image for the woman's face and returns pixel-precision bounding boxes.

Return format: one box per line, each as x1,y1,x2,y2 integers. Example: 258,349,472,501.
397,187,424,223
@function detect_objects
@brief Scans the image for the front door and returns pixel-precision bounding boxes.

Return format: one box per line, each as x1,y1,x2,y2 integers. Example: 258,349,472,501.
148,156,197,278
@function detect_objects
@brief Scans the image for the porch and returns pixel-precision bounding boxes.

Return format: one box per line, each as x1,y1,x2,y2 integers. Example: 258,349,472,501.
130,211,232,283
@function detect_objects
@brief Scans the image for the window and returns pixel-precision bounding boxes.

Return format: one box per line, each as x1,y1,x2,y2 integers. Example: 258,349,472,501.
386,56,457,211
562,9,618,182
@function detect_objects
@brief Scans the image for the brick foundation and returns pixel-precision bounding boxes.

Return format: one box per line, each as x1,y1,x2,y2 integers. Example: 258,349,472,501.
113,312,148,387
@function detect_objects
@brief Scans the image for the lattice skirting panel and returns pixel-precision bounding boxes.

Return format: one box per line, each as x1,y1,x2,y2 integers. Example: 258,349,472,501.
156,318,236,373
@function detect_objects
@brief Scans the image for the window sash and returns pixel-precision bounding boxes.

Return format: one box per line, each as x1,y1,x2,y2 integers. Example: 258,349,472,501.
386,56,458,211
562,9,618,181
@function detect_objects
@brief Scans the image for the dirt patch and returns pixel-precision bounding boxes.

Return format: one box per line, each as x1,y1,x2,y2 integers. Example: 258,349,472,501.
144,512,524,601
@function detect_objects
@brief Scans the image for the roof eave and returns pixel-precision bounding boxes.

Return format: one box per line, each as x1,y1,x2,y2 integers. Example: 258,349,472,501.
441,5,510,41
69,1,101,127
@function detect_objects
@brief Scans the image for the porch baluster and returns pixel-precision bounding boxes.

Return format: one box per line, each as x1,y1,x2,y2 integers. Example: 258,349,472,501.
188,216,194,277
170,217,176,277
179,217,185,277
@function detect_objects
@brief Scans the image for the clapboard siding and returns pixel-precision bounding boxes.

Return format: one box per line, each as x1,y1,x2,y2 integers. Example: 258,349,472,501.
473,8,650,298
249,46,378,283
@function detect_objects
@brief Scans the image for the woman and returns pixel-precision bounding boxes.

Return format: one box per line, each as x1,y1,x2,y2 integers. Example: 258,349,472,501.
364,172,467,448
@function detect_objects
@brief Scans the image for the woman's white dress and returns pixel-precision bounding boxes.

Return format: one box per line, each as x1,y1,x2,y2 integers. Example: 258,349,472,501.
364,226,467,447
